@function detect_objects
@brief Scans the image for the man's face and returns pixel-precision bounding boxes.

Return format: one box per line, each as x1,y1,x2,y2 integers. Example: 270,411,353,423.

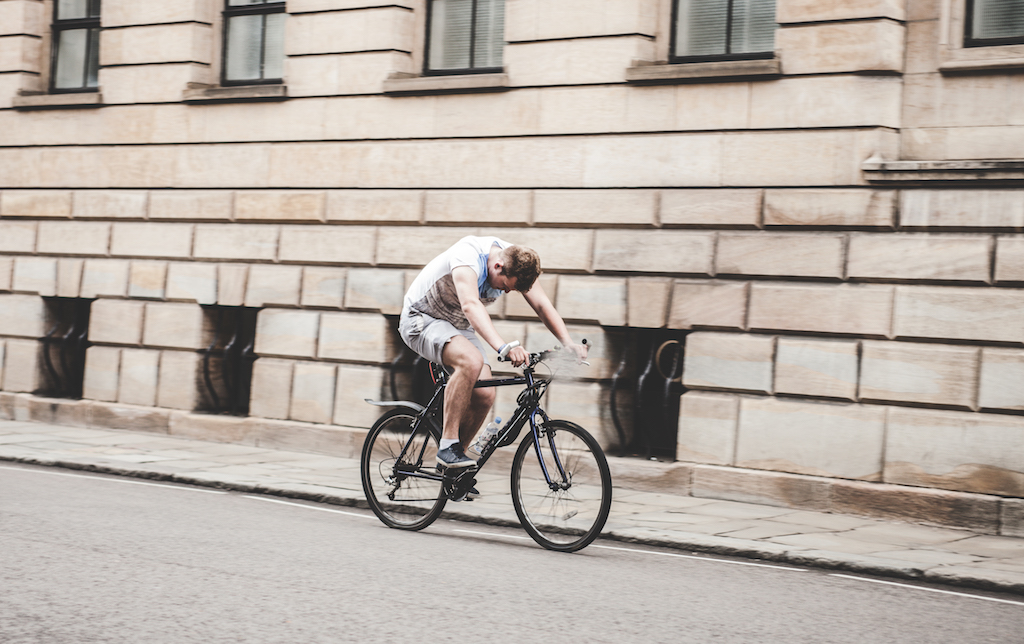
490,266,519,293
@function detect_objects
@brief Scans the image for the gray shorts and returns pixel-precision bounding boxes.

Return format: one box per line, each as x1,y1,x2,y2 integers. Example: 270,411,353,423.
399,309,488,368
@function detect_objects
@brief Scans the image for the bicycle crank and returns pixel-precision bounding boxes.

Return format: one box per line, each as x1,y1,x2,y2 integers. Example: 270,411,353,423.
442,467,478,502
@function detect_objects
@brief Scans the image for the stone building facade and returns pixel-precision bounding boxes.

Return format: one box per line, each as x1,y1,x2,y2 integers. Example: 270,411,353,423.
1,0,1022,535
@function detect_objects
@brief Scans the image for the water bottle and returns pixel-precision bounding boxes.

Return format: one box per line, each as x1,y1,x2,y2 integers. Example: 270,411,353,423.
470,417,501,456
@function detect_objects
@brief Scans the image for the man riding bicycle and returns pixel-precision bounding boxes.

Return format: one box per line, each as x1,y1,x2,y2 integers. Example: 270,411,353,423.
399,235,588,470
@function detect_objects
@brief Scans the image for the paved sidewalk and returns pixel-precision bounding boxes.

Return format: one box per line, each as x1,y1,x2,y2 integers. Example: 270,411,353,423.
2,418,1023,596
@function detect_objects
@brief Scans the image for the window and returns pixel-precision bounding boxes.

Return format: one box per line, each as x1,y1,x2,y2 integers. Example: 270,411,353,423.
222,0,286,85
672,0,776,63
612,329,687,461
40,297,93,399
51,0,101,92
966,0,1024,47
934,0,1024,73
426,0,505,75
199,306,257,415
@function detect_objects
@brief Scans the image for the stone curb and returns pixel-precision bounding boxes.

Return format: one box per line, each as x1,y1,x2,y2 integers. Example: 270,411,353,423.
4,452,1023,598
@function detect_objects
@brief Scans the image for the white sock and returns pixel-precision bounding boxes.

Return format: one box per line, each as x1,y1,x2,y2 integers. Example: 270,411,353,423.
440,438,459,450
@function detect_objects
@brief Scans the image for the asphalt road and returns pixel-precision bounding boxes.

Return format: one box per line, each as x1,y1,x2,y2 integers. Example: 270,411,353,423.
2,462,1022,644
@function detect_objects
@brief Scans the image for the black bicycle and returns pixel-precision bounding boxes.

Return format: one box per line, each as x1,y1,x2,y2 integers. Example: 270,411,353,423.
360,344,613,552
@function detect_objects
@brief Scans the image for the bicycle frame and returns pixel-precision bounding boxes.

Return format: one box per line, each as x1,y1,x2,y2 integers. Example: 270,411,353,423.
389,363,569,491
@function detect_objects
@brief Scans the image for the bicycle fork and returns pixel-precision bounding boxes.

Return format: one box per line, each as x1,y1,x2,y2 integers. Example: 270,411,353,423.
528,411,572,493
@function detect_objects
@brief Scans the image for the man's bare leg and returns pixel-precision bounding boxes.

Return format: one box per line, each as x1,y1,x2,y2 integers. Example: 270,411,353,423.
435,336,494,469
459,364,495,448
440,336,482,440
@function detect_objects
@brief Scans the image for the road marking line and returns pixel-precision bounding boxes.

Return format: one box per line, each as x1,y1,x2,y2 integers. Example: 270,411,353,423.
830,574,1024,607
0,464,227,493
592,544,808,571
454,529,532,540
454,528,808,571
243,495,375,519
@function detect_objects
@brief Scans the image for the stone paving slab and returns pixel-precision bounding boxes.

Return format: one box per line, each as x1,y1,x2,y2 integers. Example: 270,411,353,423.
715,521,822,541
1,418,1023,596
770,511,879,531
869,549,982,566
977,559,1024,573
771,532,903,555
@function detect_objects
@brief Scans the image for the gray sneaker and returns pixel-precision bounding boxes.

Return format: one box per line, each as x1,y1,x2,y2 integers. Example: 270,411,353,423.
436,443,476,469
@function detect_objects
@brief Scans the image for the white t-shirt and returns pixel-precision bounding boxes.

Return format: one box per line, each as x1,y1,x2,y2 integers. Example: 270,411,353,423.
403,236,511,330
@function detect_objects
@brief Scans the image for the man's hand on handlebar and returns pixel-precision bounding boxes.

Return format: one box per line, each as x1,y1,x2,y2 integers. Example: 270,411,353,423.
506,345,529,367
564,341,589,365
498,339,590,368
498,341,528,367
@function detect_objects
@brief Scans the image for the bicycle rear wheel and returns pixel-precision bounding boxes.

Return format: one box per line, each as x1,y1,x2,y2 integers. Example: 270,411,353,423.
361,408,447,530
511,420,612,552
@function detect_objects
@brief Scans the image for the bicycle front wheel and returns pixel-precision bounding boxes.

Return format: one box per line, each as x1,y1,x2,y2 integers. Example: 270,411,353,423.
361,408,447,530
511,420,612,552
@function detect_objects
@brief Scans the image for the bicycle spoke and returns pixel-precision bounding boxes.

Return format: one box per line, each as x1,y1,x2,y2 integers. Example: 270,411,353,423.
511,421,612,552
361,410,446,530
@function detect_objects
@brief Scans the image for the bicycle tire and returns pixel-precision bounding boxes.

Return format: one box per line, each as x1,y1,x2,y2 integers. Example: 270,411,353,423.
511,420,612,552
361,408,447,530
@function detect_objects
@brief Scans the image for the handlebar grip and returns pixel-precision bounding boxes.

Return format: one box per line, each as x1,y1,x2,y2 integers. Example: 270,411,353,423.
497,340,521,361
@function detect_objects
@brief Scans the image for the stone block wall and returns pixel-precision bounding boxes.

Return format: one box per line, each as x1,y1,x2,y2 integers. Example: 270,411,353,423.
1,0,1022,521
679,332,1024,498
673,187,1024,502
0,293,47,393
0,189,621,432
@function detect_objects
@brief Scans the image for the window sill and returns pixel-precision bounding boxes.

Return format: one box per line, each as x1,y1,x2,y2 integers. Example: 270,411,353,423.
182,84,288,104
863,158,1024,184
12,92,103,110
939,43,1024,74
625,57,781,84
382,72,509,96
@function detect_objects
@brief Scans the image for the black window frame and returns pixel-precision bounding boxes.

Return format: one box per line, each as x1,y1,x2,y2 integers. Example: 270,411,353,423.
221,0,287,87
669,0,777,64
423,0,505,76
49,0,102,93
964,0,1024,47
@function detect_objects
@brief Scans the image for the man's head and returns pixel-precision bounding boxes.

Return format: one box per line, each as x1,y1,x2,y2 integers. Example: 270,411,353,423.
498,245,541,293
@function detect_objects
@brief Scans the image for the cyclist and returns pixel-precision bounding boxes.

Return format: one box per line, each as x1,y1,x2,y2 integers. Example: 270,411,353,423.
399,235,588,470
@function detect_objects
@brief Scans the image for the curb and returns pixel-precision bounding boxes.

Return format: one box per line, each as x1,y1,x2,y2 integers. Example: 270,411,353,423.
3,453,1023,598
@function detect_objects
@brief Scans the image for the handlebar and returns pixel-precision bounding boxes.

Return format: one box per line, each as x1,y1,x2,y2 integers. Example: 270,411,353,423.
497,340,520,360
497,339,589,367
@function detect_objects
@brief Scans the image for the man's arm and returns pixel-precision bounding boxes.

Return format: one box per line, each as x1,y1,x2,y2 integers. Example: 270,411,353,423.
451,266,529,365
522,282,589,362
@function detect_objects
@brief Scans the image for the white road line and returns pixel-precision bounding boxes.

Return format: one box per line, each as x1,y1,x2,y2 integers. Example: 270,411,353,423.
454,529,532,540
0,464,228,494
830,574,1024,607
454,528,808,571
592,544,808,571
243,495,375,519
